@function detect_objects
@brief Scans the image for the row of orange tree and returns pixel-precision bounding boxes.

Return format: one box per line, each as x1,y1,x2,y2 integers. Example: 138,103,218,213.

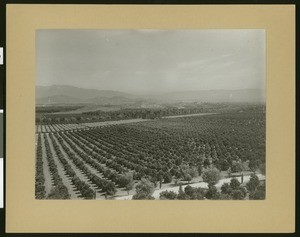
35,134,46,199
42,133,70,199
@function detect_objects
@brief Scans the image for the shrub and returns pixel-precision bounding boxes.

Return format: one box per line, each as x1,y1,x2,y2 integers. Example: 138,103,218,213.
159,190,178,200
221,183,232,195
205,184,221,200
231,187,247,200
230,178,241,190
246,173,260,192
249,183,265,200
47,185,70,200
184,186,205,200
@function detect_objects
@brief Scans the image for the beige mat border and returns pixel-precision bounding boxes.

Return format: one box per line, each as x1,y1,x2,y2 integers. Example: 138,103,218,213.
6,4,295,233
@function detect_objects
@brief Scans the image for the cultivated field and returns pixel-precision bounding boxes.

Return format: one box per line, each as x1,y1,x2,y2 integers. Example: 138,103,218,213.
35,109,266,200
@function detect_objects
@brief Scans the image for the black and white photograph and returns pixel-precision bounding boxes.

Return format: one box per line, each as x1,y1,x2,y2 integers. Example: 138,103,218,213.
35,29,266,200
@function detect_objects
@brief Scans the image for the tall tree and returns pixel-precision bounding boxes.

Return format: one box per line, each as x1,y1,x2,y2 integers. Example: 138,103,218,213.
118,172,134,195
202,167,221,185
132,178,155,200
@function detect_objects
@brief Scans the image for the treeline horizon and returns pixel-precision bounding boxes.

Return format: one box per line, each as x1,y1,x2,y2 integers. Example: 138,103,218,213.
36,103,265,124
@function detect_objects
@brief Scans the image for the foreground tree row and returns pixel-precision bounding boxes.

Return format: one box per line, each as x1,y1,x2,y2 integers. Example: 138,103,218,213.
128,171,265,201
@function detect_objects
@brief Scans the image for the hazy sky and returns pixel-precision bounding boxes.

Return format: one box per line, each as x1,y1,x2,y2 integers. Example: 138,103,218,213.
36,29,265,94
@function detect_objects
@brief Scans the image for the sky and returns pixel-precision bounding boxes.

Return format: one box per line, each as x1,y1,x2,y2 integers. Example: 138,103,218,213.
36,29,265,94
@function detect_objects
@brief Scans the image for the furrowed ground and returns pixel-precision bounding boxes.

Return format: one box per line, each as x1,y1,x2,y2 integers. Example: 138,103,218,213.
35,109,265,200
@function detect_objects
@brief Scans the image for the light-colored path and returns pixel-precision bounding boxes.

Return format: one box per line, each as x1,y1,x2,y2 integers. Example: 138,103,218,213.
162,113,216,119
115,174,266,200
82,118,151,128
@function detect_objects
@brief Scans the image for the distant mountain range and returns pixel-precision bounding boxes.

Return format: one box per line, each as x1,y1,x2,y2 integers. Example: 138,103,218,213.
36,85,134,100
36,85,265,105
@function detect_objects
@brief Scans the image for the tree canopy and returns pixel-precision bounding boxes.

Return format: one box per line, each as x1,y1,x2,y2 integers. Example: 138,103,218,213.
202,167,221,185
119,172,134,194
132,178,155,200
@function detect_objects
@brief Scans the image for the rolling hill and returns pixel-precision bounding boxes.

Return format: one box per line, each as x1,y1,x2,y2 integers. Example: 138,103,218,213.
36,85,265,105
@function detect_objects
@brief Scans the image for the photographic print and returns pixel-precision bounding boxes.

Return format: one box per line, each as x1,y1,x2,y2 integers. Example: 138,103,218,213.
35,29,266,200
